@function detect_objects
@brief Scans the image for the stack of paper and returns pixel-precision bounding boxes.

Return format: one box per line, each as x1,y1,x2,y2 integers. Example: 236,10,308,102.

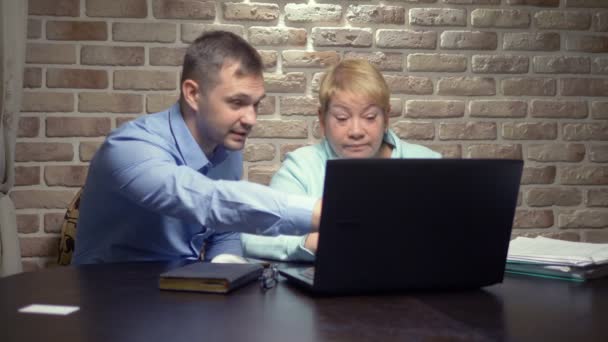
506,236,608,281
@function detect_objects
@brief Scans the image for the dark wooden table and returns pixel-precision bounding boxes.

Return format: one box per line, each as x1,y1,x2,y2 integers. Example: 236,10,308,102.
1,262,607,341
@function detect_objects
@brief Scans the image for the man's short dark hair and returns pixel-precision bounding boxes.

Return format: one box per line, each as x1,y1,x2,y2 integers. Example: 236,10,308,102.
181,31,263,94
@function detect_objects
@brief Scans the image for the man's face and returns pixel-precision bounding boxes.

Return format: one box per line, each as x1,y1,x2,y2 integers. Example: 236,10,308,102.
320,90,388,159
194,62,265,155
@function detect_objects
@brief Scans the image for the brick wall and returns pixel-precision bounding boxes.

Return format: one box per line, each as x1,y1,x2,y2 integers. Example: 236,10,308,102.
14,0,608,270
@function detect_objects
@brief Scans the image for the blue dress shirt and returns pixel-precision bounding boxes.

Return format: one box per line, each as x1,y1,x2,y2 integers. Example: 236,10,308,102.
73,103,315,264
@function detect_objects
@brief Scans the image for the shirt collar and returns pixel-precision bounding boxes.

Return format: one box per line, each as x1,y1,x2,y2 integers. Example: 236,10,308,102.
169,102,209,171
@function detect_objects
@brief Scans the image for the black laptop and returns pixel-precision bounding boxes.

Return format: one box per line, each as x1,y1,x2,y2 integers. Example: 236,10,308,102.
279,158,524,294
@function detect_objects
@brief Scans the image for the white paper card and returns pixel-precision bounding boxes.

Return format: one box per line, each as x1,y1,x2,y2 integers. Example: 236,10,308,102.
18,304,79,316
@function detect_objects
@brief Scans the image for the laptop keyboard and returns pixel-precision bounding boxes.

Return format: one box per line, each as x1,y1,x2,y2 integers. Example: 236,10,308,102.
300,267,315,281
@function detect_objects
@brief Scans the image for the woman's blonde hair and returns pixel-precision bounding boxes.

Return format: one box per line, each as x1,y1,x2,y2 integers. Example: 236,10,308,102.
318,59,390,115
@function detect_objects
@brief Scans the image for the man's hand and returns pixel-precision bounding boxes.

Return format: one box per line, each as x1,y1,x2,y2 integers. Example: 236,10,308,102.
311,199,322,231
303,232,319,254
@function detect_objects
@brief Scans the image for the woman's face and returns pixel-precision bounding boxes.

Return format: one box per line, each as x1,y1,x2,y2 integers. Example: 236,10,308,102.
320,90,389,159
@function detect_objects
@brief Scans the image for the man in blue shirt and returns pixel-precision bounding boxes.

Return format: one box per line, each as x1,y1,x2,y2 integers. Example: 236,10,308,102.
73,31,321,264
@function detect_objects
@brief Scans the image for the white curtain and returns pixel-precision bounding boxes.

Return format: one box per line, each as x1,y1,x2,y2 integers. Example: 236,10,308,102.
0,0,27,277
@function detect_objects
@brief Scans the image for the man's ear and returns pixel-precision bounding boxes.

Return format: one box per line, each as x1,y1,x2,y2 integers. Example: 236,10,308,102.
182,79,200,112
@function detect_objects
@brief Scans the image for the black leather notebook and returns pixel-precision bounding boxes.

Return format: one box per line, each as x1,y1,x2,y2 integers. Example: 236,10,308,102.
159,262,263,294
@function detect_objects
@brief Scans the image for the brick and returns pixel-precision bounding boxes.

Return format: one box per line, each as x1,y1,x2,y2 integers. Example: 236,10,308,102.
47,21,107,41
592,57,608,74
502,78,556,96
20,237,61,257
347,5,406,25
81,46,144,66
250,120,308,138
526,188,582,207
376,29,436,49
47,69,108,89
344,52,403,71
259,50,278,70
592,101,608,118
469,100,527,118
243,143,276,162
80,141,103,162
533,56,590,74
439,122,497,140
559,210,608,229
15,142,74,162
563,122,608,141
280,96,318,116
440,31,497,50
15,166,40,186
472,55,529,74
153,0,215,19
114,70,177,90
44,213,65,234
405,100,464,118
181,24,244,43
150,47,186,66
443,0,500,3
46,117,111,137
18,117,40,138
249,27,306,46
588,189,608,207
513,210,554,228
257,96,275,116
566,0,608,8
29,0,79,16
79,93,142,113
560,78,608,96
466,144,522,159
528,144,586,162
26,43,76,64
595,12,608,31
437,77,495,96
23,67,42,88
530,100,587,119
424,145,462,158
284,4,342,23
391,121,435,140
502,122,557,140
17,214,39,234
311,72,325,93
407,53,466,72
506,0,559,6
590,145,608,162
410,8,465,26
503,32,560,51
566,35,608,53
223,2,278,21
472,9,530,28
312,28,372,47
534,11,590,30
280,143,309,161
21,92,74,112
87,0,147,18
28,20,42,40
521,166,556,185
147,93,178,113
385,75,433,95
44,165,89,187
10,190,75,209
282,51,339,68
264,73,306,93
585,230,608,243
113,23,176,43
247,165,278,186
561,166,608,185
